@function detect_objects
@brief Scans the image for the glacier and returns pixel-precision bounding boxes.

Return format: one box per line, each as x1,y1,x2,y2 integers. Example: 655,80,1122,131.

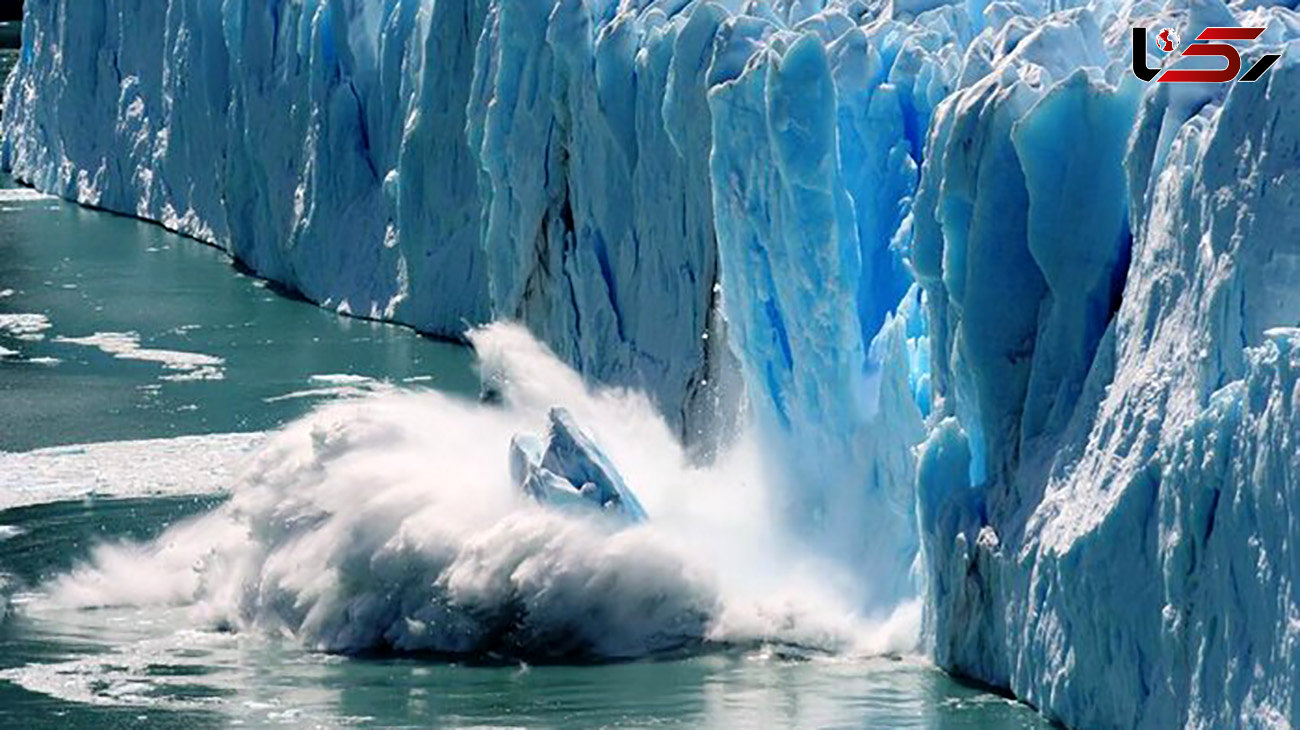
5,0,1300,727
913,10,1300,730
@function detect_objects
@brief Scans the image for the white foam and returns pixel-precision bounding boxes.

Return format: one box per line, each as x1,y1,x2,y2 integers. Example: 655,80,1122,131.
0,313,51,339
0,604,924,723
264,375,395,403
54,332,225,380
0,525,24,541
0,351,61,365
1,643,227,711
308,373,374,385
0,433,265,511
37,324,919,660
0,188,56,202
0,616,342,722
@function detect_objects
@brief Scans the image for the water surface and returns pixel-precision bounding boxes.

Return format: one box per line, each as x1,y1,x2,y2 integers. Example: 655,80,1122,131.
0,179,476,451
0,500,1046,728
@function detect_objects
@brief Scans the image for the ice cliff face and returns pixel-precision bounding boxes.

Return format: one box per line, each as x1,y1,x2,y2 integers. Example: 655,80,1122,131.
915,8,1300,730
6,0,1300,727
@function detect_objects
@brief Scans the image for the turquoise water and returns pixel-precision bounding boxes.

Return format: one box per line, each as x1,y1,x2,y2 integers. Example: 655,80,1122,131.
0,181,1052,728
0,180,477,452
0,495,1042,728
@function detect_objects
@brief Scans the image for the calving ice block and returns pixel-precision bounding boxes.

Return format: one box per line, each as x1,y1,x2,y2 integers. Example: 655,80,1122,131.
510,407,650,525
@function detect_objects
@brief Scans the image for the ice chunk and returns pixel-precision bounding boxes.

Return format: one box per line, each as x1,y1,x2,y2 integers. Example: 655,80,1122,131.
0,313,51,340
511,408,648,525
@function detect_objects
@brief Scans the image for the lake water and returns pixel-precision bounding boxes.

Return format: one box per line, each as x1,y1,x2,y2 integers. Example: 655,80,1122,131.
0,179,1052,728
0,182,477,452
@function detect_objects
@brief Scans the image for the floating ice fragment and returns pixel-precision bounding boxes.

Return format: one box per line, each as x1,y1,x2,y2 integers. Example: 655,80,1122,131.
0,189,56,202
0,314,51,339
510,408,648,525
1264,327,1300,346
54,332,225,380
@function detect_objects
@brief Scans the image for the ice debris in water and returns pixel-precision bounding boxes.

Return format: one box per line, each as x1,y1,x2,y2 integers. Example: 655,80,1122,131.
510,407,648,525
31,326,915,662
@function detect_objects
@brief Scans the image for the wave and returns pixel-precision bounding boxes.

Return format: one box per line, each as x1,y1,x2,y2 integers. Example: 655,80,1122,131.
36,323,918,661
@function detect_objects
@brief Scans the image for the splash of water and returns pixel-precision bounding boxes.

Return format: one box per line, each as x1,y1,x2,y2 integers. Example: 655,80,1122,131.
38,323,919,661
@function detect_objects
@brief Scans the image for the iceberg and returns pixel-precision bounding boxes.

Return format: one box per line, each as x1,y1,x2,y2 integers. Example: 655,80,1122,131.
510,407,649,524
6,0,1300,726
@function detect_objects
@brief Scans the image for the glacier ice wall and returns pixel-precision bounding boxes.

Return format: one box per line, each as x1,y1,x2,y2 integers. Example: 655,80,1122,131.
7,0,1300,727
3,0,490,332
914,7,1300,729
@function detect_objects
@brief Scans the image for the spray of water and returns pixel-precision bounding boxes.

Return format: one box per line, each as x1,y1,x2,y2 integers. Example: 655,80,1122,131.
39,323,919,661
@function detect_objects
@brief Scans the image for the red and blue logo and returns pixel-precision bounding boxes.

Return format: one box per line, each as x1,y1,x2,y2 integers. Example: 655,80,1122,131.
1132,27,1281,83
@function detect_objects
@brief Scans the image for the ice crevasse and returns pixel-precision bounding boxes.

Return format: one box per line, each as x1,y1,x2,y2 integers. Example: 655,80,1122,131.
5,0,1300,728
